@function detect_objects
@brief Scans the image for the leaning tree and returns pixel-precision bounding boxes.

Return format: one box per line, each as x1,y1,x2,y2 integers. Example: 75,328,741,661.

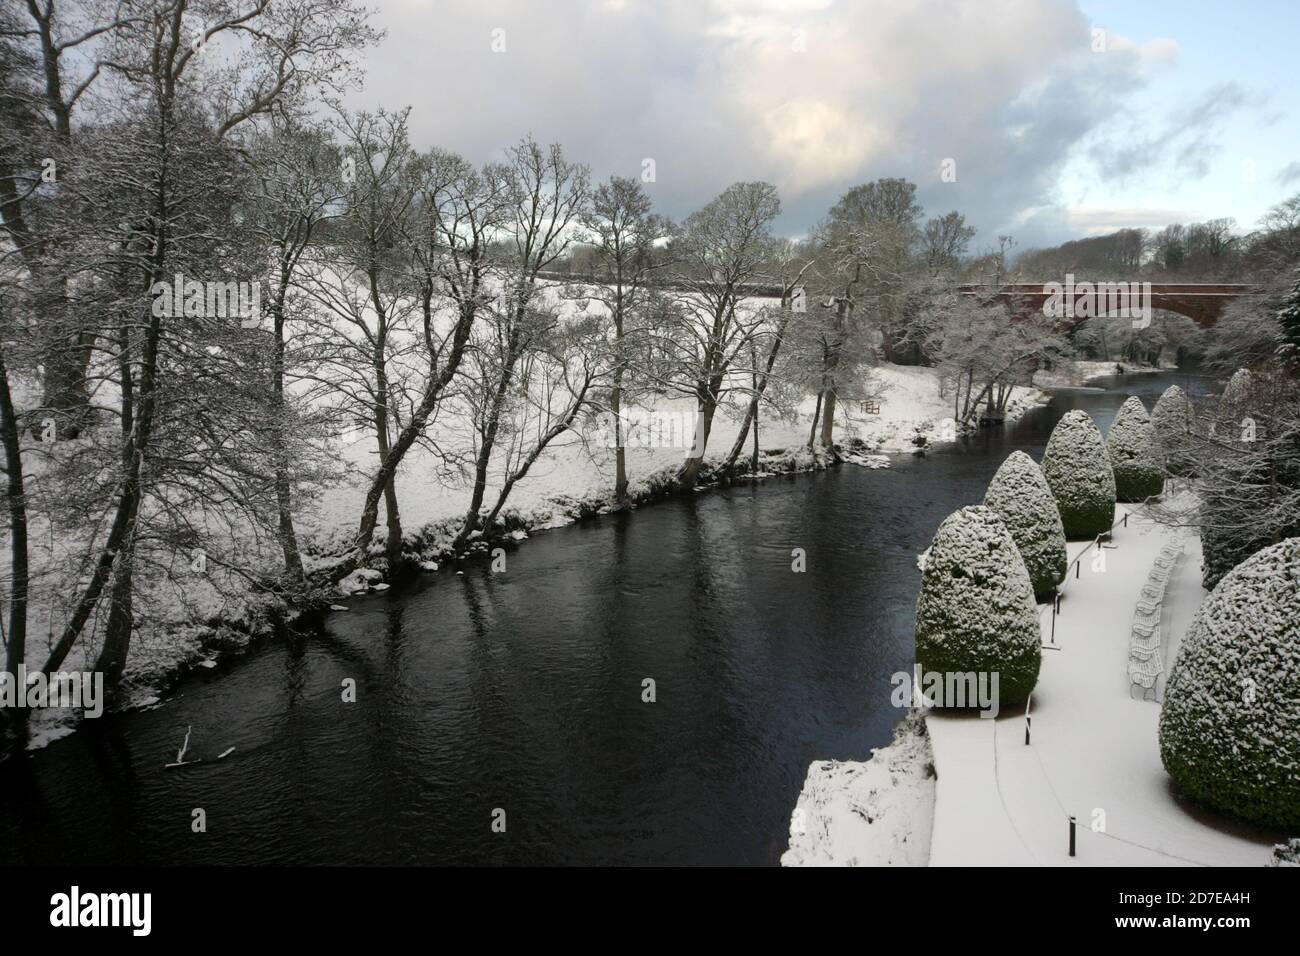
1107,396,1164,501
914,506,1042,709
1040,410,1116,538
982,451,1067,597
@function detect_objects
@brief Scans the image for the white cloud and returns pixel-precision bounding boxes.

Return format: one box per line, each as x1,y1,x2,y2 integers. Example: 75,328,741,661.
346,0,1200,245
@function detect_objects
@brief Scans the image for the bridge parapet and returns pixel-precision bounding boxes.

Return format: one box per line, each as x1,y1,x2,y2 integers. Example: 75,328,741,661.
956,281,1260,328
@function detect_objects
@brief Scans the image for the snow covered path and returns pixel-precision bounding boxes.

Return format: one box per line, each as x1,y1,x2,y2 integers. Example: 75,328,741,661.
926,504,1277,866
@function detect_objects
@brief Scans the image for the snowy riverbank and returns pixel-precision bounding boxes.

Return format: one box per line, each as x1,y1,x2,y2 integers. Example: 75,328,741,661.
305,362,1045,574
785,498,1284,867
781,713,935,866
6,362,1046,746
926,502,1278,866
1031,360,1170,390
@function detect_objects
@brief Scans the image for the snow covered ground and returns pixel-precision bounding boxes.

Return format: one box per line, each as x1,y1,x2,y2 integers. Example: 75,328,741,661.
924,501,1279,866
1032,360,1167,390
782,713,935,867
4,353,1047,743
303,362,1045,569
786,498,1283,867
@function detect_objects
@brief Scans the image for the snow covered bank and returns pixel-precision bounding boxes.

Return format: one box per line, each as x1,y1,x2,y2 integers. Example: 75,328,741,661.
787,498,1286,868
302,362,1045,570
782,713,935,867
925,502,1282,866
1032,360,1166,390
2,361,1046,747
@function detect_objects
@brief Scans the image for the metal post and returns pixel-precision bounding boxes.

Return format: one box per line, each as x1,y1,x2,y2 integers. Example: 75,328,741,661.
1025,713,1031,746
1076,560,1080,579
1124,512,1129,528
1069,816,1077,857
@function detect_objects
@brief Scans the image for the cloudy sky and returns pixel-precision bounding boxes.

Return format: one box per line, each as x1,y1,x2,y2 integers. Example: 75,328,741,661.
345,0,1300,254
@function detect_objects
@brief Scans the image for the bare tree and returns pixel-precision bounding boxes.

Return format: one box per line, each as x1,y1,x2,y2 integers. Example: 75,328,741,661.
452,138,589,548
922,211,976,275
723,240,815,469
656,181,780,488
33,0,378,687
574,176,670,502
245,116,345,588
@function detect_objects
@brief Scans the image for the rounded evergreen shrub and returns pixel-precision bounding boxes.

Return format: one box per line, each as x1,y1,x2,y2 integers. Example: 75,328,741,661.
1150,384,1195,473
914,506,1042,709
983,451,1067,597
1159,538,1300,830
1220,367,1253,412
1041,410,1116,538
1106,396,1164,502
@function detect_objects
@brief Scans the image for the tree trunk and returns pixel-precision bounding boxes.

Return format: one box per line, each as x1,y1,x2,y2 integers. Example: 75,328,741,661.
819,387,838,452
808,392,822,450
0,351,29,691
612,309,628,502
39,328,95,439
270,278,305,587
94,540,135,688
371,405,403,574
725,310,793,470
455,333,522,549
481,386,593,530
331,321,476,584
612,363,628,502
41,184,168,679
677,397,717,489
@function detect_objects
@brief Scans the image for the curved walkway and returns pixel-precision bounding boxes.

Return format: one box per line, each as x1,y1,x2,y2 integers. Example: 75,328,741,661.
925,503,1277,866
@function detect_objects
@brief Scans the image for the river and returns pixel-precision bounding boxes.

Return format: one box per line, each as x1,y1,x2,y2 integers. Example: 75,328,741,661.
0,370,1210,865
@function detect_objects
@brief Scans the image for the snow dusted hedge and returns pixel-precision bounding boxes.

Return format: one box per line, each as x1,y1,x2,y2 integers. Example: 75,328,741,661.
1106,396,1164,502
914,506,1041,709
1041,410,1116,538
1219,367,1254,416
1150,384,1195,475
983,451,1067,597
1159,538,1300,830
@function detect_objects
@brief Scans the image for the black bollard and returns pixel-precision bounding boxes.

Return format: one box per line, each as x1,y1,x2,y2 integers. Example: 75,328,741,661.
1069,816,1077,857
1025,713,1031,746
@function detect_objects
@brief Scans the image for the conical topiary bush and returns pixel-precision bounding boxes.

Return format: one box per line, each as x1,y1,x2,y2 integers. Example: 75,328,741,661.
1220,367,1253,411
1041,410,1116,538
914,506,1042,709
983,451,1067,597
1150,384,1195,474
1159,538,1300,830
1106,396,1164,502
1216,367,1256,441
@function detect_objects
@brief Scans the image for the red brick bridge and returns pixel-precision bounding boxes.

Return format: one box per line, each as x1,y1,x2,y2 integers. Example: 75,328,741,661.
958,282,1260,327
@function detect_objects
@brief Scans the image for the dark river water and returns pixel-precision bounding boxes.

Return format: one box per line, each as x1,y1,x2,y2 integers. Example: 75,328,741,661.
0,371,1211,865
